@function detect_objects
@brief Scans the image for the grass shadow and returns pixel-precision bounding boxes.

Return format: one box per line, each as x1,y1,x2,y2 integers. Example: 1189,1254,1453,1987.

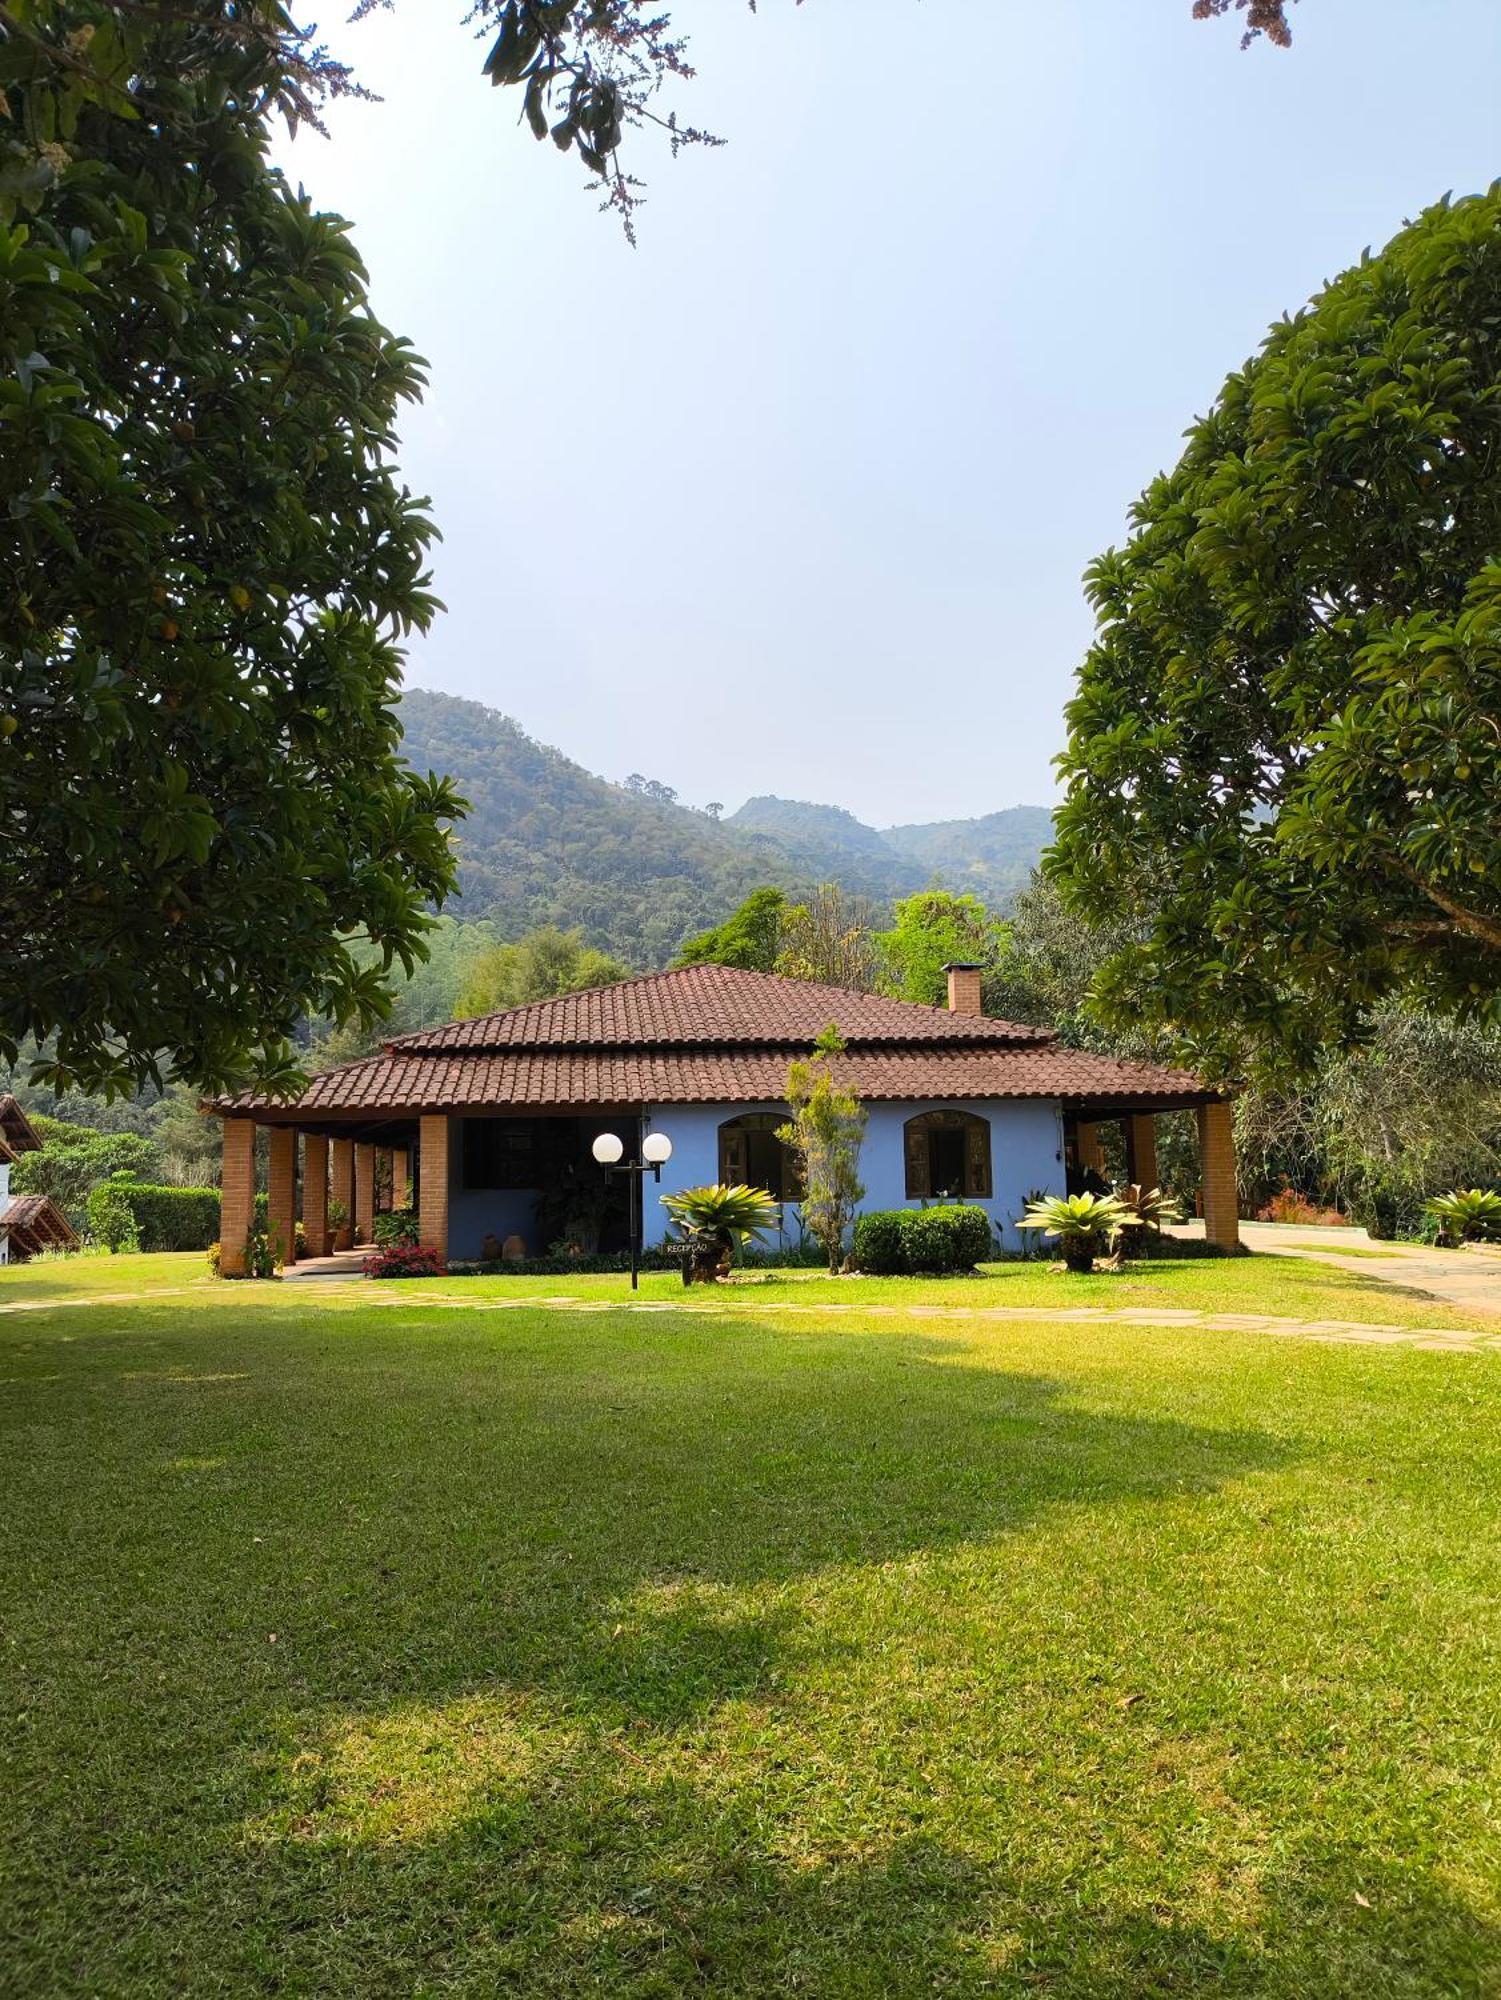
10,1298,1490,1994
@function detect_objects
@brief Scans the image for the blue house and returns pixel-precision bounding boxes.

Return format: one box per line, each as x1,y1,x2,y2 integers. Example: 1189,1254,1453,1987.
214,964,1239,1273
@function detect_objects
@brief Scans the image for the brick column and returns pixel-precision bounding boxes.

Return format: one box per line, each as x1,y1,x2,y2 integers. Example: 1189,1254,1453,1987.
418,1115,448,1261
330,1138,354,1251
303,1135,330,1257
1197,1101,1240,1250
267,1127,297,1270
220,1119,256,1278
391,1147,410,1210
354,1143,375,1244
1125,1113,1159,1192
1075,1122,1104,1175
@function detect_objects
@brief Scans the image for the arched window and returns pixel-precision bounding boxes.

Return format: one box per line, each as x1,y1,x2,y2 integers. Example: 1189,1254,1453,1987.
904,1110,992,1200
718,1113,804,1201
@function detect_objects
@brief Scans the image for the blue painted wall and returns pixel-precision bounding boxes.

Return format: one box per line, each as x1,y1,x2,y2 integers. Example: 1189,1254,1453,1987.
444,1118,541,1260
640,1097,1066,1253
442,1100,1067,1261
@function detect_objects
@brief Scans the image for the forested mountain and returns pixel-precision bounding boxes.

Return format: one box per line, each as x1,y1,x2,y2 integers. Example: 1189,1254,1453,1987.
726,796,1057,912
395,690,822,966
884,807,1058,909
395,688,1052,964
724,797,924,900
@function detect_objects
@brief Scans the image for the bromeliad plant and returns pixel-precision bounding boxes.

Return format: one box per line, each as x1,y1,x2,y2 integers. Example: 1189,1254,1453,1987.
661,1184,782,1285
1423,1188,1501,1247
1017,1192,1138,1274
1111,1184,1183,1261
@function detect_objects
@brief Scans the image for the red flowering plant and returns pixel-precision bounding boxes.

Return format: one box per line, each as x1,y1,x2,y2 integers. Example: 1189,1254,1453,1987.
363,1244,447,1280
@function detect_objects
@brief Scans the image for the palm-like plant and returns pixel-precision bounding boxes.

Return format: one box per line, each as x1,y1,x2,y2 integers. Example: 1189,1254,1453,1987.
1423,1187,1501,1246
1017,1191,1138,1273
661,1183,782,1284
1112,1183,1183,1260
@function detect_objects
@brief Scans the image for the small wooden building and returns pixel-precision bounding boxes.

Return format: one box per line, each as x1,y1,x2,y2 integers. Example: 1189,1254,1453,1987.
0,1096,80,1263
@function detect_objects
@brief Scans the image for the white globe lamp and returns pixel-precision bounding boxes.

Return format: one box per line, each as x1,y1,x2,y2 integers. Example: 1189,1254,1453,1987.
641,1132,672,1166
591,1132,624,1166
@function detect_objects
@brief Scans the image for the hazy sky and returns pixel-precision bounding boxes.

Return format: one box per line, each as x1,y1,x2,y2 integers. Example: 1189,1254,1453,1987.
278,1,1501,825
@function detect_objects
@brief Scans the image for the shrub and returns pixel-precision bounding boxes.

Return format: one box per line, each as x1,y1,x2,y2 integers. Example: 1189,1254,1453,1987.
249,1192,306,1259
738,1239,830,1269
364,1244,447,1279
208,1230,280,1279
243,1230,279,1279
83,1176,221,1253
372,1207,420,1249
450,1246,688,1278
1348,1181,1429,1242
1258,1186,1350,1228
85,1177,141,1254
1111,1184,1184,1261
851,1211,906,1275
110,1184,221,1253
852,1205,995,1276
903,1205,994,1274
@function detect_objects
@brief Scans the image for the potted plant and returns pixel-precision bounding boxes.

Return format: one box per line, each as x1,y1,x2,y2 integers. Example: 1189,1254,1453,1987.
660,1183,781,1285
1016,1191,1138,1273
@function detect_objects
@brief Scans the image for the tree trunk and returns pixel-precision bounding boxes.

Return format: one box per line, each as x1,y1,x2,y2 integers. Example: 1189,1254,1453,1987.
1061,1234,1098,1274
683,1226,732,1284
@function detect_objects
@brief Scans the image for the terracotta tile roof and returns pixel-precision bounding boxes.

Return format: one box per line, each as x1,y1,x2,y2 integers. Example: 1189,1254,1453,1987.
1,1194,80,1255
221,1042,1216,1120
385,965,1053,1052
0,1095,43,1156
213,966,1223,1122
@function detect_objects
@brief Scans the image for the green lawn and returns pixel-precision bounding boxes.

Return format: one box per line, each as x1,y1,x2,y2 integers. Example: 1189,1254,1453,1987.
5,1243,1488,1331
387,1255,1493,1332
0,1248,212,1300
2,1280,1498,1994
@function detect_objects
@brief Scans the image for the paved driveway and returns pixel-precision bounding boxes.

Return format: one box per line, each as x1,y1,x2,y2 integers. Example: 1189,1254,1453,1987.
1180,1219,1501,1318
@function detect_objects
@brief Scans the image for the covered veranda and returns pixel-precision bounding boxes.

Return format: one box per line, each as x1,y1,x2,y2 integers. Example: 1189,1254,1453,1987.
217,1109,426,1276
1063,1094,1239,1249
214,1104,653,1276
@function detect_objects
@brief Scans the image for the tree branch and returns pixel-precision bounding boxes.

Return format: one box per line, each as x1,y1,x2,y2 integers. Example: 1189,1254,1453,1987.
1389,859,1501,953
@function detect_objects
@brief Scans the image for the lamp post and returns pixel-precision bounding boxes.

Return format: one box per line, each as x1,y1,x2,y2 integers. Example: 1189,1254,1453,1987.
592,1128,673,1290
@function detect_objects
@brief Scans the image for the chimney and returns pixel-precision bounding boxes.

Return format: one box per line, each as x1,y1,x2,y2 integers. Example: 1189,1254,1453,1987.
944,961,984,1017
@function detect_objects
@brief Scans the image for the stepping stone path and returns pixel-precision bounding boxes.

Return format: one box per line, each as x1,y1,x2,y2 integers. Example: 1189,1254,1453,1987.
5,1281,1492,1355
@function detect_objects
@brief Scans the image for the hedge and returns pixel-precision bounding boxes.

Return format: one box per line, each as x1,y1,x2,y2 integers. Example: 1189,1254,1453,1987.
90,1182,221,1252
852,1205,995,1275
